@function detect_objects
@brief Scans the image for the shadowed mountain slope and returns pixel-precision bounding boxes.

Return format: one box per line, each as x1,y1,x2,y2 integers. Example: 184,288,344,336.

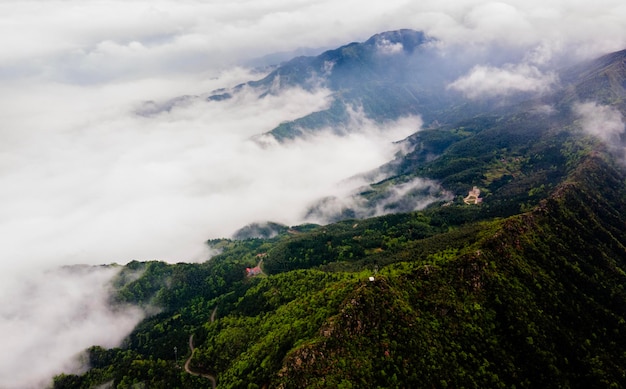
242,29,470,139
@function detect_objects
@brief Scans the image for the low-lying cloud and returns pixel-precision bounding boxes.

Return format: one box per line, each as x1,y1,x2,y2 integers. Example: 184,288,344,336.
305,177,452,224
575,101,625,144
0,266,145,389
0,68,420,387
574,101,626,162
0,83,421,269
448,63,557,99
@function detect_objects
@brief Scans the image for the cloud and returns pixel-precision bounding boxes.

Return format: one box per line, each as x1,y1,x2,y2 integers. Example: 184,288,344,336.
2,1,626,86
0,67,420,386
574,101,625,144
530,104,557,115
371,178,453,215
448,63,557,98
0,81,426,269
377,39,405,55
408,0,626,61
305,177,452,224
0,266,145,389
0,0,416,84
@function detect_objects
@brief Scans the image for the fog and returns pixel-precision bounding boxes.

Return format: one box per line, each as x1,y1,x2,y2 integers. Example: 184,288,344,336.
575,102,626,160
0,266,145,389
2,0,626,387
305,176,453,223
1,83,421,270
449,63,557,98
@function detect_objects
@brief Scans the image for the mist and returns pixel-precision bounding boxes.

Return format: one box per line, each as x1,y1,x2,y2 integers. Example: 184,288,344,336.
448,63,557,99
2,0,626,387
0,266,145,389
0,83,420,270
575,101,626,161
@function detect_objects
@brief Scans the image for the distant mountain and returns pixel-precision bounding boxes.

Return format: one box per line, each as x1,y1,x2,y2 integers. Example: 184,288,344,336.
53,36,626,389
205,29,475,140
555,49,626,111
248,29,432,90
242,46,331,69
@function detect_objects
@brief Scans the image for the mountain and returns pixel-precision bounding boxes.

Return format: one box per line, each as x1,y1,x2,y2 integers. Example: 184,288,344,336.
53,33,626,388
248,29,432,90
558,48,626,109
208,29,478,140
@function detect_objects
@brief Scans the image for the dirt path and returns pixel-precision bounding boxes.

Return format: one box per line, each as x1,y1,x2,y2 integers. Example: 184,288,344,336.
210,305,218,322
185,307,218,389
257,258,266,276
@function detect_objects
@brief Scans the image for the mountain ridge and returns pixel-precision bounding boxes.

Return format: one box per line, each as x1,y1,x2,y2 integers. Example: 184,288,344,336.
208,29,476,140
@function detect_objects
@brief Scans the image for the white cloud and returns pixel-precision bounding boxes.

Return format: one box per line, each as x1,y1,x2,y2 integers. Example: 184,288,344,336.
0,266,145,389
408,0,626,60
0,66,420,386
377,39,405,55
448,63,557,98
2,1,624,86
0,0,415,84
305,176,452,223
530,104,556,115
575,101,625,144
0,81,424,270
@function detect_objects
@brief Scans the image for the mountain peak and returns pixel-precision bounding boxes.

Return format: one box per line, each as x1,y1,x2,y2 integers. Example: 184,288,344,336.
243,29,452,139
364,29,428,54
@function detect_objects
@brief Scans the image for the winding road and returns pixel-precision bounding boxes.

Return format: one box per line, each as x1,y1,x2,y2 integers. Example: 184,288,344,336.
184,307,218,389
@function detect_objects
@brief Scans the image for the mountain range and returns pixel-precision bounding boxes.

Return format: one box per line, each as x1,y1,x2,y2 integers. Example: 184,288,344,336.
53,30,626,388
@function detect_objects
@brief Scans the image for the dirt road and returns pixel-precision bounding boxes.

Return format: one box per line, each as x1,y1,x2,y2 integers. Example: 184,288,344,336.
184,307,218,389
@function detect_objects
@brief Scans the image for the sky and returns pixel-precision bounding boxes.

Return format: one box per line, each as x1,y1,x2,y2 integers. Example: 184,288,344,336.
2,0,626,387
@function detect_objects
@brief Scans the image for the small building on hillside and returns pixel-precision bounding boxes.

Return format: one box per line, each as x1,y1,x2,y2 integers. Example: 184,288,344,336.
246,266,262,277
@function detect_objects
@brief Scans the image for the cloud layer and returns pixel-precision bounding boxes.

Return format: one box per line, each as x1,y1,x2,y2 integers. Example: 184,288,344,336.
0,83,420,269
575,101,625,144
3,0,626,86
0,266,145,389
448,64,557,98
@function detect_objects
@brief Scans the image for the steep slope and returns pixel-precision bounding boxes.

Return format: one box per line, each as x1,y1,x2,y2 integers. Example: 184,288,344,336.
559,49,626,109
275,153,626,388
249,29,432,91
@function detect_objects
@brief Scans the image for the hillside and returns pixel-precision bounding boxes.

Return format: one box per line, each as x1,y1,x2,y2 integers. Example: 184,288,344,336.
52,35,626,388
558,48,626,110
